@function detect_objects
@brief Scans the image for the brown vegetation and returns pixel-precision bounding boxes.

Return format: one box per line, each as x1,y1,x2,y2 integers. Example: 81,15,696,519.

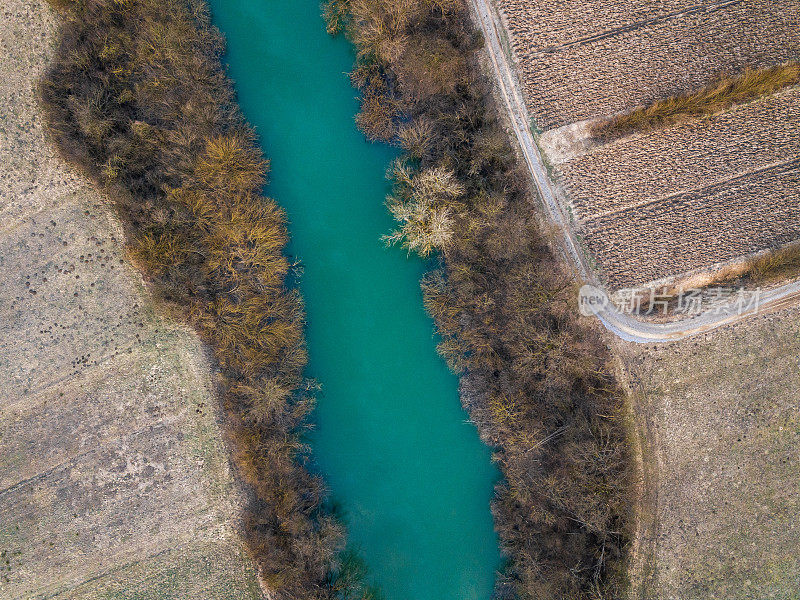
743,242,800,286
592,63,800,141
40,0,371,598
702,241,800,292
327,1,632,597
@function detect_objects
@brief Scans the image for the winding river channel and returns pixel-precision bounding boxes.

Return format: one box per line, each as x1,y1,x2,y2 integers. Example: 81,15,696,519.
208,1,502,597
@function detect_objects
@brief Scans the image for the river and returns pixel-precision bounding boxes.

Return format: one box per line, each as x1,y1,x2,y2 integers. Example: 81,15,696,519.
207,1,502,597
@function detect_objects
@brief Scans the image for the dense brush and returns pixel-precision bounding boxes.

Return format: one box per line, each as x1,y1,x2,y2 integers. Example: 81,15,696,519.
40,0,366,597
325,0,633,598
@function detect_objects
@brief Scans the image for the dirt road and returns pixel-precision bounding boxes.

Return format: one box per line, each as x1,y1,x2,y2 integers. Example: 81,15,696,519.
468,0,800,343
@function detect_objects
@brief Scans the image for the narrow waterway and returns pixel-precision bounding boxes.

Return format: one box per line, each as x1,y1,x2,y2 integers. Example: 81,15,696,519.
208,2,502,597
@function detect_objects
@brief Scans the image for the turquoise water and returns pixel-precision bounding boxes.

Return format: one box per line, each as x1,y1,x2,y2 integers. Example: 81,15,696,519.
207,2,502,598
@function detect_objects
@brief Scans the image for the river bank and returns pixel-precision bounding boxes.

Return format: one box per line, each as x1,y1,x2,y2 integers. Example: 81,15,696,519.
30,0,636,597
38,0,504,598
206,1,503,598
39,0,345,596
0,1,261,597
323,1,633,597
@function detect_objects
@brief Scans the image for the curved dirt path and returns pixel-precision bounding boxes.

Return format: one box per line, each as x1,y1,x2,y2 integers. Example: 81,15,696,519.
468,0,800,343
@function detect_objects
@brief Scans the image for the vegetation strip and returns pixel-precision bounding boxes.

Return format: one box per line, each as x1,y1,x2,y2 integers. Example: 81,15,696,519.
324,1,632,598
39,0,371,597
41,0,634,596
688,241,800,293
592,62,800,141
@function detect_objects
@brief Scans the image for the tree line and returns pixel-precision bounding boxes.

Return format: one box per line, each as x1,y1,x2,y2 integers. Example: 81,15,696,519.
41,0,377,598
324,1,633,598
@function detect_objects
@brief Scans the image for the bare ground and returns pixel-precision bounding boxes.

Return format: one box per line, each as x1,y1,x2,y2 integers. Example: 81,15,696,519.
618,306,800,599
0,1,261,598
497,0,800,129
492,0,800,290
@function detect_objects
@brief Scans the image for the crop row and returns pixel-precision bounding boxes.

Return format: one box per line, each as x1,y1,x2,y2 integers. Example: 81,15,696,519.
580,160,800,288
499,0,799,128
562,87,800,221
497,0,704,52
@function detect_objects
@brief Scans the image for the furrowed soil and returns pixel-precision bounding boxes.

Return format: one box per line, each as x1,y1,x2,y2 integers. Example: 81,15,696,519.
497,0,799,129
582,158,800,289
561,88,800,223
0,1,261,597
492,0,800,289
560,87,800,288
620,306,800,599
